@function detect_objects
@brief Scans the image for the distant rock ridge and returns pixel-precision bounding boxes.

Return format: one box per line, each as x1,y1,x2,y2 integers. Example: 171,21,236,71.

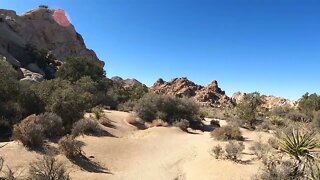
232,91,296,109
151,77,234,107
111,76,147,88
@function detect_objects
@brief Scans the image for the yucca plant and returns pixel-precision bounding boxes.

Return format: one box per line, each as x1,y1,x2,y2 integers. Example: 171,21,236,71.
279,129,320,162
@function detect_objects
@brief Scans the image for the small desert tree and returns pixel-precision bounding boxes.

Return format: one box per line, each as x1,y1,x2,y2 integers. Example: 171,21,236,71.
236,92,262,128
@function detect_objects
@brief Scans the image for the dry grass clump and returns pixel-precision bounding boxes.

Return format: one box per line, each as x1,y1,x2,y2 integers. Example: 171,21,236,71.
58,135,83,158
71,118,100,137
211,125,244,141
249,137,270,159
29,156,70,180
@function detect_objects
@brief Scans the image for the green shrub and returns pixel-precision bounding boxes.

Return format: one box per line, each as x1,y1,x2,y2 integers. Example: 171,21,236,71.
29,156,70,180
12,115,44,148
211,126,244,141
56,57,105,83
298,93,320,118
134,93,200,124
225,141,245,161
58,135,83,158
33,78,95,130
71,118,100,137
236,92,262,127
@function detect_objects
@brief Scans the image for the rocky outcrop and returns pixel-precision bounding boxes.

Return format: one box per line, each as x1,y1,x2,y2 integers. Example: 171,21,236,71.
19,68,44,83
0,7,103,80
151,77,233,107
111,76,147,88
232,92,295,109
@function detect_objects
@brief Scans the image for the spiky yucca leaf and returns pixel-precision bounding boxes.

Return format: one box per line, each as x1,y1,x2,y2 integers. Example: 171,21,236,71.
279,129,320,161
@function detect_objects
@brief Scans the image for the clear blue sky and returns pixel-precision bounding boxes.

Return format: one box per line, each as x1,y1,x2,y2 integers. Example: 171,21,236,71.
1,0,320,100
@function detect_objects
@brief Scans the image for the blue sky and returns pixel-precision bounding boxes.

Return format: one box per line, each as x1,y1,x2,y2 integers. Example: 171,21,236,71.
1,0,320,100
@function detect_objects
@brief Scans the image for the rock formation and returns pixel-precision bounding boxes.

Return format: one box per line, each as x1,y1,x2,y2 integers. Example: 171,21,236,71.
232,92,295,109
0,7,103,82
111,76,147,88
151,77,233,107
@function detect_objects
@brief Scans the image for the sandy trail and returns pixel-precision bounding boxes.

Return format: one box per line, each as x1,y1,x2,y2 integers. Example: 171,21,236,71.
0,110,272,180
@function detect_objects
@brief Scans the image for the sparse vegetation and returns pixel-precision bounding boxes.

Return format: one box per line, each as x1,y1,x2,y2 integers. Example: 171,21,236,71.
211,144,223,159
225,141,245,161
250,138,270,159
71,118,100,137
172,119,190,131
29,156,70,180
58,135,83,158
211,125,244,141
38,112,64,138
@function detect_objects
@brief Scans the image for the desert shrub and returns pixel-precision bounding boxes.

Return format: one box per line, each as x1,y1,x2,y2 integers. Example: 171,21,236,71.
269,116,286,127
134,93,200,124
29,156,70,180
38,112,64,138
172,119,190,131
257,155,301,180
313,111,320,128
91,106,104,120
12,115,44,148
34,78,95,130
286,110,308,122
147,119,169,128
268,137,280,150
58,135,83,158
298,93,320,118
236,92,262,128
211,126,244,141
225,141,245,161
118,100,136,112
56,57,105,83
211,144,223,159
269,106,292,117
71,118,100,137
250,138,270,159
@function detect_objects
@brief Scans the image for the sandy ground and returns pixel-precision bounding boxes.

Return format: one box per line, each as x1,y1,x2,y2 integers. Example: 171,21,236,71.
0,110,272,180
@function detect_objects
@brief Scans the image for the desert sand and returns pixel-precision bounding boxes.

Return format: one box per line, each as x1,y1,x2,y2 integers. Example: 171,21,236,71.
0,110,272,180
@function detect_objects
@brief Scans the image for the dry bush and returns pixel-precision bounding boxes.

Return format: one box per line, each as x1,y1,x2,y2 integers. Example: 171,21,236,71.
71,118,100,137
211,125,244,141
29,156,70,180
91,106,104,120
249,138,270,159
172,119,190,131
268,137,280,150
38,112,64,138
225,141,245,161
58,135,83,158
211,144,223,159
12,115,44,148
286,110,308,122
146,119,169,128
269,116,286,127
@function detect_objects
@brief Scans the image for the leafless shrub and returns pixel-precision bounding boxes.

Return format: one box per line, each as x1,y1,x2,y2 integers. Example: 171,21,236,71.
225,141,245,161
211,144,223,159
71,118,100,137
58,135,83,158
29,156,70,180
211,126,244,141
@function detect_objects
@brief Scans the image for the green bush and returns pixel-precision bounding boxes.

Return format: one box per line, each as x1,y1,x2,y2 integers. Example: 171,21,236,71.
33,78,95,130
56,57,105,83
134,93,200,124
236,92,262,127
29,156,70,180
211,125,244,141
298,93,320,118
12,115,44,148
